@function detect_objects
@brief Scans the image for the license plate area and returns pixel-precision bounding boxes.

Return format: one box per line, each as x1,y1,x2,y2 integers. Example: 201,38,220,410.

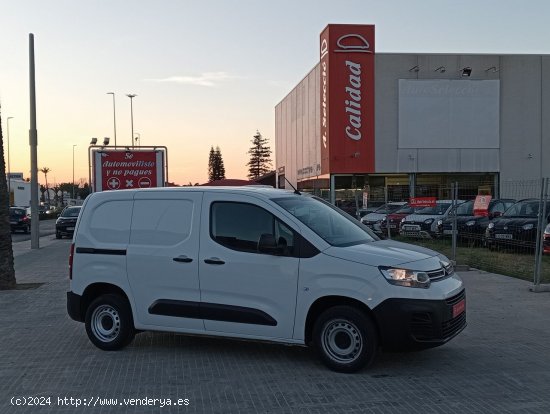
66,227,74,231
495,233,513,239
452,299,466,318
389,224,397,229
403,225,420,231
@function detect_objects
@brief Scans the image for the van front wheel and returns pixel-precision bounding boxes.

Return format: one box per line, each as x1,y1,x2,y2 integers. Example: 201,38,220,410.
313,306,378,373
85,294,135,351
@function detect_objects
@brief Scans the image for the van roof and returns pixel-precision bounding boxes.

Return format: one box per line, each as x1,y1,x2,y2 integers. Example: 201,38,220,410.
90,186,301,200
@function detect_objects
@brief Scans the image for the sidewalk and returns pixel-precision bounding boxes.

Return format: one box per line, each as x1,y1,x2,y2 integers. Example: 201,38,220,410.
1,240,550,413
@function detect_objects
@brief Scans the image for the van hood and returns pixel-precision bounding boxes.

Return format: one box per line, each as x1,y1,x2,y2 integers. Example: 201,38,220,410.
323,239,439,268
363,212,386,222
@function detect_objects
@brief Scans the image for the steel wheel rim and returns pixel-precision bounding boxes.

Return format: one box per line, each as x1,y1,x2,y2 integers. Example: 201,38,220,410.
91,304,121,342
321,319,363,363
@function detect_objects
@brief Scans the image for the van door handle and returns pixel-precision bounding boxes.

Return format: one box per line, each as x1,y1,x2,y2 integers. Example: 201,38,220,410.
173,255,193,263
204,257,225,265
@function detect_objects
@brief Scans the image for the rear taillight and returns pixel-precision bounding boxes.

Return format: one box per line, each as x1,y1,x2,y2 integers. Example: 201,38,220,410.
69,243,75,280
22,216,29,222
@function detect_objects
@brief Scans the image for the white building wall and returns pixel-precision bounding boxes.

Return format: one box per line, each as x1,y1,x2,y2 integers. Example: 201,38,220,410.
276,53,550,186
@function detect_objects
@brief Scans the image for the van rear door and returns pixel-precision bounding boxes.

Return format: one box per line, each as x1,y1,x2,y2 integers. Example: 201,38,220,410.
126,190,204,331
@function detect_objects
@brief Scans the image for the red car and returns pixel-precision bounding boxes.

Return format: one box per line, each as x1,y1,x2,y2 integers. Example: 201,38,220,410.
380,204,419,236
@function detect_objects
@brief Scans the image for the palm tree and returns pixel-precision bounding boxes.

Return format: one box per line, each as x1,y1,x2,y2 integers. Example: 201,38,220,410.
0,108,16,289
40,167,51,205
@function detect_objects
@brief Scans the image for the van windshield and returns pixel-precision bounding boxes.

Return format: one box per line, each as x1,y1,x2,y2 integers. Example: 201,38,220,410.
272,196,378,247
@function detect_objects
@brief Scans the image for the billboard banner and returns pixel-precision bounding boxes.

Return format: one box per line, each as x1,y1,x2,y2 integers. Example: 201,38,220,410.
319,24,375,174
93,150,165,192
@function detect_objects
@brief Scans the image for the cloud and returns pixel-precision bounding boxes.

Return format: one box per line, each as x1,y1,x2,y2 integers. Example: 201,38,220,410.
144,72,234,87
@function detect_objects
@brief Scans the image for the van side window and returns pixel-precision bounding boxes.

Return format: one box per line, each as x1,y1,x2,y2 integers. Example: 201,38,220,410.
90,201,132,244
210,202,294,255
131,199,194,246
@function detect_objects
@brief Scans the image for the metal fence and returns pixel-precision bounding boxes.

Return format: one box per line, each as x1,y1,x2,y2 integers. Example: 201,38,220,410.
361,178,550,291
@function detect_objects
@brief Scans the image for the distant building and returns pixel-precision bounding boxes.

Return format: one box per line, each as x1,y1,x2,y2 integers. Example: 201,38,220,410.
275,23,550,205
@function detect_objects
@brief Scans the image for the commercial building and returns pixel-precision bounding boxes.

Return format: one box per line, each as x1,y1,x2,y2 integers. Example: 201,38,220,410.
275,24,550,207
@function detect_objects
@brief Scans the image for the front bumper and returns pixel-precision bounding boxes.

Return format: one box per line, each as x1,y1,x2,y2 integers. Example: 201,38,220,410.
372,289,466,350
67,291,84,322
399,220,440,238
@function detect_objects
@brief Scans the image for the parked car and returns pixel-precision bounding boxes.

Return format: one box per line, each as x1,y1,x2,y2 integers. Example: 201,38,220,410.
380,204,420,236
486,199,550,251
67,187,466,373
441,198,516,245
9,207,31,233
361,202,407,234
56,206,82,239
400,200,465,239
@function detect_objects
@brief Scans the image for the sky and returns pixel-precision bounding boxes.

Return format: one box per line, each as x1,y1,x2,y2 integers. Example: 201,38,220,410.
1,0,550,186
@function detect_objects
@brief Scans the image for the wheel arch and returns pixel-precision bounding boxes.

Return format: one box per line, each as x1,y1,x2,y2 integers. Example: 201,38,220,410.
80,282,133,321
304,295,379,346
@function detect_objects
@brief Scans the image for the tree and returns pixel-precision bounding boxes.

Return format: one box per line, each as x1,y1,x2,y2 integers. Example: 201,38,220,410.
0,108,16,289
247,130,272,180
207,146,216,182
207,146,226,181
40,167,51,205
213,146,226,181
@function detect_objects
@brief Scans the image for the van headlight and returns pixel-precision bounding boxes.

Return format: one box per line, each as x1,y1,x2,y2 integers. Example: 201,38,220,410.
379,267,431,288
488,222,494,229
466,220,476,226
424,218,434,224
522,224,534,231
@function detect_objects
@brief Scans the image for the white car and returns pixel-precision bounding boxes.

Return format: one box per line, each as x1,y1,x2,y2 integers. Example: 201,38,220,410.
67,187,466,373
361,202,407,233
400,200,465,239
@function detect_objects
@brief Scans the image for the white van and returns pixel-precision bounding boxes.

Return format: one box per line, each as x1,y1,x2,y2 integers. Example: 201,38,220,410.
67,187,466,373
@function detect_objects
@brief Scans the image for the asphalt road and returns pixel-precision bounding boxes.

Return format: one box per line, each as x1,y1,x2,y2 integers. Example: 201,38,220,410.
10,219,57,243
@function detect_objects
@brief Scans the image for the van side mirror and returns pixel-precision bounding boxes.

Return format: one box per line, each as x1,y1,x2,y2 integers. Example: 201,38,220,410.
258,234,282,255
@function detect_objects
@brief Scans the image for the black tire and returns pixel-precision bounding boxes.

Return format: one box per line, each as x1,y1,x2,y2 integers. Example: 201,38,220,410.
85,294,135,351
313,305,378,373
56,232,62,239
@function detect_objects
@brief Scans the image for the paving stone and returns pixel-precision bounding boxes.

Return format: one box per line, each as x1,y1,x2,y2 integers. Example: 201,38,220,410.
1,237,550,413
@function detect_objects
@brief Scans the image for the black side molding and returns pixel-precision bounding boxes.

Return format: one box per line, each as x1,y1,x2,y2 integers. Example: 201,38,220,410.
75,247,126,256
149,300,201,319
148,300,277,326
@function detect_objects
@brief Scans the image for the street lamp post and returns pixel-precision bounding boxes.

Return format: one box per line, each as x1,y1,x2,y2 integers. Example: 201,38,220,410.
6,116,13,204
107,92,117,147
126,94,137,147
72,144,77,201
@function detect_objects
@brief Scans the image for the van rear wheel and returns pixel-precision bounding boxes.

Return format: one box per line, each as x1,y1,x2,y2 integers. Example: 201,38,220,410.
313,306,378,373
85,294,135,350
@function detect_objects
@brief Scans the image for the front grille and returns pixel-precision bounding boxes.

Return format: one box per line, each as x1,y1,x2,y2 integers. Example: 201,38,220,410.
445,290,465,306
427,268,446,281
409,290,467,342
442,311,467,338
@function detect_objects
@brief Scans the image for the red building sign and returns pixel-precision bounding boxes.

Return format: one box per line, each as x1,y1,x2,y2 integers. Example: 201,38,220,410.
93,150,165,192
319,24,375,174
409,197,437,207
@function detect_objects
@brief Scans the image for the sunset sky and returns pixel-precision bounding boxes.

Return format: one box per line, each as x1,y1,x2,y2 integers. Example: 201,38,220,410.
1,0,550,186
